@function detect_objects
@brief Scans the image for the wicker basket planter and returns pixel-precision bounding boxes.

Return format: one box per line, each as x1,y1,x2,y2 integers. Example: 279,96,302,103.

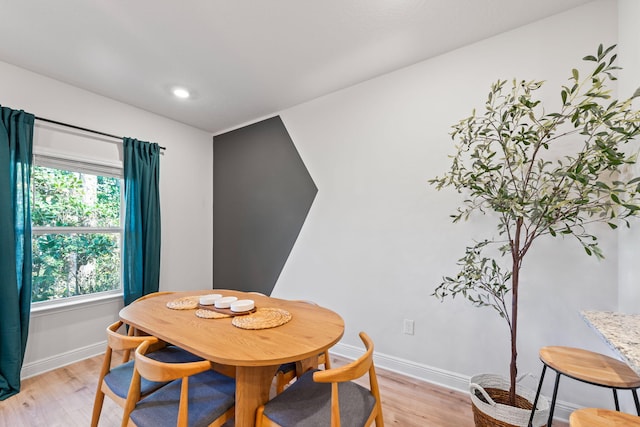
470,374,549,427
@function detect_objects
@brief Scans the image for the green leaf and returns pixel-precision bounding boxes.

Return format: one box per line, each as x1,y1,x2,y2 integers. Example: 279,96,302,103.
593,62,606,76
602,44,616,58
572,69,579,80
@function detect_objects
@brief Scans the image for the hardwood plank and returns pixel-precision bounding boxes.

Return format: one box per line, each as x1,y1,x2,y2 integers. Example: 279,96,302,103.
0,353,568,426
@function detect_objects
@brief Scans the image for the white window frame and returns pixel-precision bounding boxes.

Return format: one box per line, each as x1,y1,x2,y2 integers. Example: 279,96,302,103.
31,153,124,310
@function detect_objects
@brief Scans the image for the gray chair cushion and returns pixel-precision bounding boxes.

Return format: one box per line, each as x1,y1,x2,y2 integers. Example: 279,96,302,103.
103,345,203,399
277,362,297,374
129,369,236,427
263,370,376,427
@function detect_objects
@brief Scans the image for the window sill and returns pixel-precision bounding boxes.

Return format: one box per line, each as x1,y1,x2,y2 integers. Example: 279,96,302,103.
30,292,123,317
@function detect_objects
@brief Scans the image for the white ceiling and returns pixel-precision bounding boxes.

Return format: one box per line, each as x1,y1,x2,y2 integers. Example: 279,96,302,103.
0,0,593,134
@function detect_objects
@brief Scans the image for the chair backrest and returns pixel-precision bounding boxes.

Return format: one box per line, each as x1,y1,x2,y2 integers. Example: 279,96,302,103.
294,299,319,306
133,291,176,302
294,300,331,368
106,321,160,363
127,293,175,332
122,340,217,427
125,292,177,347
273,299,331,395
312,332,382,426
91,321,162,427
133,340,213,382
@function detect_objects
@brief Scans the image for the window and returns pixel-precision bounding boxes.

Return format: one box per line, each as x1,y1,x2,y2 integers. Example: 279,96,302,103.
31,155,123,304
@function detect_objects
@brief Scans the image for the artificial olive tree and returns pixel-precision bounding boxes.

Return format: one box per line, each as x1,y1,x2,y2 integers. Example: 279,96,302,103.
430,44,640,405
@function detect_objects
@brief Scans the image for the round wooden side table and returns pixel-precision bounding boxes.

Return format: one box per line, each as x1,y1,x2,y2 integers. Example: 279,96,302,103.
528,346,640,426
570,407,640,426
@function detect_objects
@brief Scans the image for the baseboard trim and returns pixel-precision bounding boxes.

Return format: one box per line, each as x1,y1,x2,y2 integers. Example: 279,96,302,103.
20,339,578,423
330,342,577,424
21,340,106,379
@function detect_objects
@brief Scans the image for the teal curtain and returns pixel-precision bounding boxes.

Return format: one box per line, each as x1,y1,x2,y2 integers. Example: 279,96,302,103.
123,138,161,306
0,106,34,400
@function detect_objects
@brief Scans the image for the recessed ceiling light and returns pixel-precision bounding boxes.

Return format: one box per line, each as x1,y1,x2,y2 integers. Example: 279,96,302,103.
172,87,191,99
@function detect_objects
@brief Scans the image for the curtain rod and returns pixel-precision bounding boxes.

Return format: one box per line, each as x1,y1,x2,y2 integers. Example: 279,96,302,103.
35,116,167,151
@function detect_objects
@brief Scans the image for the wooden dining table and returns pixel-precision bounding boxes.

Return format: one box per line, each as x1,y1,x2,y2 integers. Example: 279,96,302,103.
119,289,345,427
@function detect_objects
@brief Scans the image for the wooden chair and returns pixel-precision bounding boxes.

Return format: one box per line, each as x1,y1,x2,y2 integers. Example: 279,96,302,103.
275,300,332,394
275,349,331,394
256,331,384,427
121,340,236,427
122,291,177,360
133,291,176,301
529,346,640,426
90,321,203,427
570,407,640,426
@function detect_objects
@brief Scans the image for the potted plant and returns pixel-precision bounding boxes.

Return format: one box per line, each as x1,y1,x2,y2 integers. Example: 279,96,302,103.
430,44,640,426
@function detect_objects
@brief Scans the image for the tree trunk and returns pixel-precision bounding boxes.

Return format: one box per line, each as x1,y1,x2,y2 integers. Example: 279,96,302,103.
509,261,519,406
509,218,523,406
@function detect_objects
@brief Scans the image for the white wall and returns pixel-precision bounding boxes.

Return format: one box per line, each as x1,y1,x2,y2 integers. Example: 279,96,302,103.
0,60,214,376
274,0,632,417
617,0,640,313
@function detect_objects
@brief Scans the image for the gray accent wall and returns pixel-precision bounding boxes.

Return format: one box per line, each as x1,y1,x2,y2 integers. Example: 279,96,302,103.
213,116,317,295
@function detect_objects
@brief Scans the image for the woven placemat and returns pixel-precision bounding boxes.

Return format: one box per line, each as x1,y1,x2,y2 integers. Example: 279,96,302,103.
195,309,232,319
166,296,200,310
231,308,292,330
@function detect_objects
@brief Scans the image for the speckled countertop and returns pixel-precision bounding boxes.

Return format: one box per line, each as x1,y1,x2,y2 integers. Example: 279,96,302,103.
581,310,640,375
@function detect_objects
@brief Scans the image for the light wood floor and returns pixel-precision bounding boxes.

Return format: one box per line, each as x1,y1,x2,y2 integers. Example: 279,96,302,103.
0,353,568,427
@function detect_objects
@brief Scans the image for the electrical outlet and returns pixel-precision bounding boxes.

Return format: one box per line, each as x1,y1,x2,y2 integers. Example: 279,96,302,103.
403,319,415,335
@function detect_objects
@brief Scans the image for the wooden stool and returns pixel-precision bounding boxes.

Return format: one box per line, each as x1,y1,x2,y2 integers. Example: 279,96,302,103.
528,346,640,426
570,408,640,426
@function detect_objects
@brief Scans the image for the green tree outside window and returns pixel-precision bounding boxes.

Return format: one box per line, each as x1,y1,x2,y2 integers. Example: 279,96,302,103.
31,165,122,302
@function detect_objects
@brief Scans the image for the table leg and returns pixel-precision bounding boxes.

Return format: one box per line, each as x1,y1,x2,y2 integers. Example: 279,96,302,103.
235,365,279,427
